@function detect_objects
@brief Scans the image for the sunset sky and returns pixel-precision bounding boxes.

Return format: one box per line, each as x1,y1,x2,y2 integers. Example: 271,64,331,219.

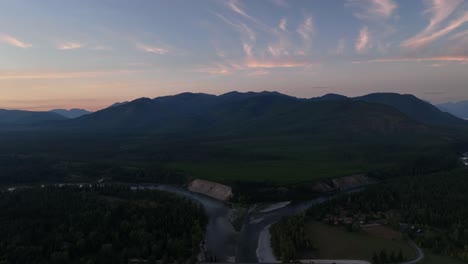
1,0,468,111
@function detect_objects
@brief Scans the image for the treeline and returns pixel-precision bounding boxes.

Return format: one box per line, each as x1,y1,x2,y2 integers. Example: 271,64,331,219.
230,181,320,204
270,214,312,262
308,168,468,262
371,249,405,264
0,155,187,184
0,186,207,264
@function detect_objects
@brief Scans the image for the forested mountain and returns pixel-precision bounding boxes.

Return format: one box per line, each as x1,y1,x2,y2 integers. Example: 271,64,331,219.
354,93,466,126
62,91,447,136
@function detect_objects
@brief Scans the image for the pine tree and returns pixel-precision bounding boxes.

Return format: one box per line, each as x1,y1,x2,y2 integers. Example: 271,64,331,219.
397,249,404,262
379,249,388,264
372,252,380,264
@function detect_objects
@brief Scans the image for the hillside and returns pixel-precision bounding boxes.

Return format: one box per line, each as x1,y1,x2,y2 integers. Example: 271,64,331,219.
66,91,429,137
354,93,466,126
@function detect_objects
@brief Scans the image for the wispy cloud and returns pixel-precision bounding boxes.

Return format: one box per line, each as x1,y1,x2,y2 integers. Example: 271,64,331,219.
248,69,270,76
450,29,468,40
0,33,32,48
243,43,253,58
57,42,85,50
226,0,255,22
213,12,256,42
355,55,468,63
0,70,140,80
279,17,287,31
244,59,313,69
401,0,467,49
194,57,314,76
356,27,371,53
334,38,346,55
297,15,313,41
347,0,398,20
136,42,169,54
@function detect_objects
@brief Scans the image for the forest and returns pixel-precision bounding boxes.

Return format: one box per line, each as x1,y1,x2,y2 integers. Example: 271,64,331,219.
0,186,207,264
270,214,312,262
308,168,468,262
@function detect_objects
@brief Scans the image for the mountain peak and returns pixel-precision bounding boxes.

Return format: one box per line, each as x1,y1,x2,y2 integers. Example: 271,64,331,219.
51,108,91,119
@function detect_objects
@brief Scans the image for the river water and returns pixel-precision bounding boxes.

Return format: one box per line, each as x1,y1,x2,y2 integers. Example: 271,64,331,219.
136,185,237,262
152,184,364,263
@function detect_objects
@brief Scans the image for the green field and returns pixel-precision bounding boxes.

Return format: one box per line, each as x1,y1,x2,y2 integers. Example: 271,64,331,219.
303,221,416,262
166,134,455,184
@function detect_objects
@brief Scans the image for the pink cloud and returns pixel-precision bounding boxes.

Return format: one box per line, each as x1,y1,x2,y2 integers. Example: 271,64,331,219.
136,42,169,54
401,0,467,49
347,0,398,19
0,33,32,48
355,27,371,53
279,17,287,31
57,42,85,50
356,56,468,63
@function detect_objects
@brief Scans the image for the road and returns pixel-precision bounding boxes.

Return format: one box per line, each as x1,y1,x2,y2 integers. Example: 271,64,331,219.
400,240,424,264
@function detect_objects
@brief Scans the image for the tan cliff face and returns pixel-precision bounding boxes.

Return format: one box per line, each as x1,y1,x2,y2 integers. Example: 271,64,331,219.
188,179,233,201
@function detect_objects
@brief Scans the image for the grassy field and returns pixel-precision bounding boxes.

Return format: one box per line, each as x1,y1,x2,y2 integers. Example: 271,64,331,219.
421,252,466,264
303,221,416,262
168,160,368,183
165,134,450,184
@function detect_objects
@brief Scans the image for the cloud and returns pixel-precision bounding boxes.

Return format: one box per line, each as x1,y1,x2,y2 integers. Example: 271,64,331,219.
226,0,255,22
355,55,468,63
243,43,253,58
213,12,256,42
0,70,140,80
0,33,32,48
248,69,270,76
193,57,314,76
356,27,371,53
401,0,467,49
57,42,85,50
244,59,313,69
347,0,398,20
136,42,169,54
450,29,468,40
279,17,287,31
334,38,346,55
297,16,313,41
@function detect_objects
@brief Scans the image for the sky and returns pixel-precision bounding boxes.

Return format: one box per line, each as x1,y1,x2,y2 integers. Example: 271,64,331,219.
0,0,468,111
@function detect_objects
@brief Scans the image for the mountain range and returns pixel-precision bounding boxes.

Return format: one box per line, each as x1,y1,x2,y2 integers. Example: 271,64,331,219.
1,92,466,137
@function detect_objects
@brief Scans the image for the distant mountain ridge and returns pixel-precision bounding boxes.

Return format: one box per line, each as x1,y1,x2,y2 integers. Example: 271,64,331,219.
51,108,91,119
60,91,464,136
0,109,66,125
437,101,468,120
2,91,465,132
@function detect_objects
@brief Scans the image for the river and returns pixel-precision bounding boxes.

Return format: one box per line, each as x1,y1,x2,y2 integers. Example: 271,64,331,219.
151,184,364,263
